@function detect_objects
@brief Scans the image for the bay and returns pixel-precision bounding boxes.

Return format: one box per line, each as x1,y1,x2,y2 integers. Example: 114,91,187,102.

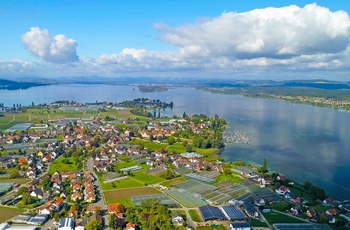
1,84,349,200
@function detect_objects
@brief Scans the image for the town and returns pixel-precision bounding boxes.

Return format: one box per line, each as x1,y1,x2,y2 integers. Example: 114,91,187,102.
0,99,349,230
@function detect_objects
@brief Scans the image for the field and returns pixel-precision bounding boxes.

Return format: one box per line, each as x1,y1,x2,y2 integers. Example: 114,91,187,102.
214,174,241,184
0,206,23,223
48,156,78,174
144,142,168,151
263,212,307,224
132,171,165,185
249,218,269,227
0,178,31,184
0,108,135,132
104,187,161,200
160,177,187,188
106,198,134,207
101,177,144,190
188,209,202,222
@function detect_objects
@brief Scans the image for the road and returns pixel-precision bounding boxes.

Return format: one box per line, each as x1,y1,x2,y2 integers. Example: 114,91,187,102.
87,157,109,229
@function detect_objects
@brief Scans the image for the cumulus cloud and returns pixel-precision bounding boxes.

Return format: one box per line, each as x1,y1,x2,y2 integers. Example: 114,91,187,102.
157,3,350,59
5,4,350,80
21,27,79,63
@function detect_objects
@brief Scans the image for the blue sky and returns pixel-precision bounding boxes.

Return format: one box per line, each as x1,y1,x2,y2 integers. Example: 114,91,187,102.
1,0,350,80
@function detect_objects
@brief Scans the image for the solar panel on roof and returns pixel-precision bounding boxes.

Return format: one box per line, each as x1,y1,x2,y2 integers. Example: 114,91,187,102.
199,205,225,221
221,206,248,221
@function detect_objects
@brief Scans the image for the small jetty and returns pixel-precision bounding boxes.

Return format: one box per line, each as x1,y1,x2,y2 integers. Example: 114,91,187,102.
223,132,250,144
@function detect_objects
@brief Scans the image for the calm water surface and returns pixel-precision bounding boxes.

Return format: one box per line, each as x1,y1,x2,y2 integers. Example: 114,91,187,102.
1,84,349,200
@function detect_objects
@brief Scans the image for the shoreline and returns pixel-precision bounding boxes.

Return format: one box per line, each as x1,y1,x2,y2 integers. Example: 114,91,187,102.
221,142,350,202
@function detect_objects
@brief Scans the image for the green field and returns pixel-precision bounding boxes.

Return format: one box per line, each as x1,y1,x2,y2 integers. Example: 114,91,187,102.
132,171,165,185
160,177,187,188
106,198,134,207
214,174,241,184
249,218,268,227
188,209,202,222
144,142,168,151
263,212,307,224
102,177,144,190
167,143,186,153
0,206,23,223
48,156,78,174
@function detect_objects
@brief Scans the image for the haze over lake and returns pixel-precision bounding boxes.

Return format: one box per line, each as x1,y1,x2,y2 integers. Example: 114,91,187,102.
1,84,349,200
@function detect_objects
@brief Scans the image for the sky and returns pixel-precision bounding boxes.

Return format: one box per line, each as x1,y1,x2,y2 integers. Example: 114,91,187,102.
1,0,350,80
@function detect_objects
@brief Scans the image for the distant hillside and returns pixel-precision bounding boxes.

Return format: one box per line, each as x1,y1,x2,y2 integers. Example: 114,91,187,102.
0,79,48,90
203,79,350,90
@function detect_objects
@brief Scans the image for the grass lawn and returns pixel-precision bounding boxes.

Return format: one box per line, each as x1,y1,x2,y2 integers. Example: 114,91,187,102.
132,171,165,185
48,156,78,174
171,209,186,217
104,187,161,200
263,211,307,224
144,142,168,151
188,209,202,222
115,161,138,170
0,206,23,223
167,143,186,153
289,185,314,201
270,201,293,212
160,177,187,188
249,218,268,227
102,177,144,190
214,173,241,184
106,198,134,207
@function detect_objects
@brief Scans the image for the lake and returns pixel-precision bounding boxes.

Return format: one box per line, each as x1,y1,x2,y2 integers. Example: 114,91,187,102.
1,84,349,200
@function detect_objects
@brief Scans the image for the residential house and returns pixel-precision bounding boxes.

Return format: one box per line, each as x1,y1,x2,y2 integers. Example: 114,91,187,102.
108,203,124,217
289,193,302,203
172,212,184,226
126,222,136,230
326,209,337,216
30,187,44,199
306,209,317,218
276,185,290,195
71,192,83,201
86,205,101,214
252,194,265,206
244,202,259,218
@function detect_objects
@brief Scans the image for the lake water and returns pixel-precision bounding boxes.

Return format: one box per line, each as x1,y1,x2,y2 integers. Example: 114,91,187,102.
1,84,349,200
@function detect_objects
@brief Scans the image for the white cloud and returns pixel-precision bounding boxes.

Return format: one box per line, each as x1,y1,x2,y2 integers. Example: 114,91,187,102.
21,27,79,63
4,4,350,80
157,3,350,59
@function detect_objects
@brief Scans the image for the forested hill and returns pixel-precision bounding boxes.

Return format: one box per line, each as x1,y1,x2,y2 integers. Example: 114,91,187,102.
0,79,47,90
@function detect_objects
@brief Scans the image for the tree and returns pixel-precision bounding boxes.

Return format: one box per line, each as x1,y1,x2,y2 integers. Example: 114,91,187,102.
303,180,313,190
109,214,125,229
186,144,193,152
223,168,232,175
85,220,102,230
9,168,19,178
262,159,267,172
21,192,34,205
17,187,28,195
